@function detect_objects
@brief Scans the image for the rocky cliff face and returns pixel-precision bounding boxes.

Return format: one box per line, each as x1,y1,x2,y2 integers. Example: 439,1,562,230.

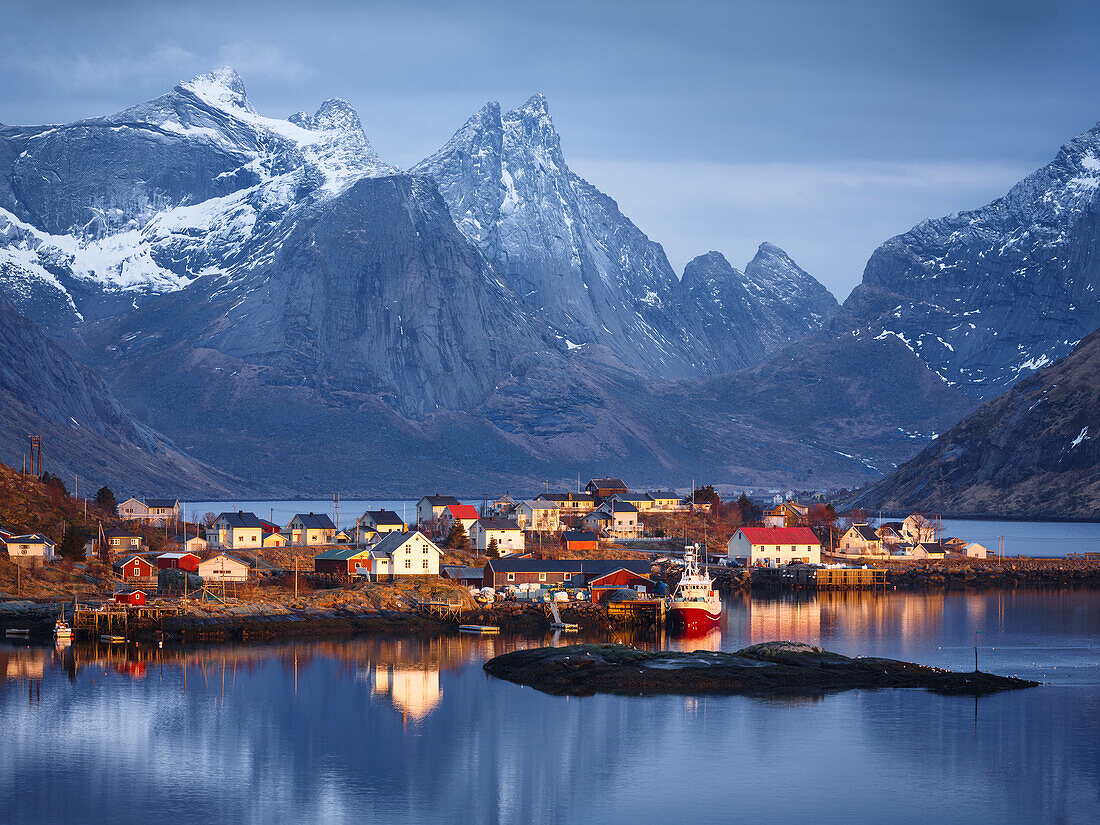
850,329,1100,518
846,121,1100,399
413,96,835,376
679,244,839,368
0,293,239,496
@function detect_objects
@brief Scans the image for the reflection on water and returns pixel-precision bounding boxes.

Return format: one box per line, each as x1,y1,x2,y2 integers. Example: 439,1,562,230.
0,589,1097,825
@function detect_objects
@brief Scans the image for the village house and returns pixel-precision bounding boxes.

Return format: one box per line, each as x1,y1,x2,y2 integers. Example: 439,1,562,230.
838,524,884,556
535,492,596,520
902,514,938,544
487,494,518,518
441,565,485,588
116,555,157,585
262,532,287,548
763,502,810,528
208,511,265,550
582,501,640,538
156,552,200,572
611,493,654,512
563,530,599,552
471,519,525,554
105,529,144,553
113,589,148,607
587,565,656,603
2,534,56,565
286,513,337,546
371,530,443,576
516,500,561,532
167,533,207,555
359,509,407,536
416,495,461,526
877,522,906,545
585,477,629,501
481,558,654,590
911,541,948,560
646,491,682,511
198,554,251,583
965,542,990,559
313,545,379,577
439,503,480,538
727,526,822,567
117,498,181,526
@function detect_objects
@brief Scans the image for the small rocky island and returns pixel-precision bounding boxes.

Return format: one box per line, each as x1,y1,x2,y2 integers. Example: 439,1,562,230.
484,642,1040,697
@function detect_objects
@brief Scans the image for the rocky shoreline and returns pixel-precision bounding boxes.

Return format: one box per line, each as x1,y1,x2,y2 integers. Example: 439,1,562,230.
483,642,1041,697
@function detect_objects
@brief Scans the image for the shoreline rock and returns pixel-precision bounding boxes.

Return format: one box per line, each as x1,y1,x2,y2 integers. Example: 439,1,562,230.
483,642,1040,697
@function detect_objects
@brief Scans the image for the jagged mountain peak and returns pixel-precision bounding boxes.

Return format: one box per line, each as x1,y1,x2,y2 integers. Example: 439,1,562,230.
681,251,742,288
177,66,256,116
288,97,365,137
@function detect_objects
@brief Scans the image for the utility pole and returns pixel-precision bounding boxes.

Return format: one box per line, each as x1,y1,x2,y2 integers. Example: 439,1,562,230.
974,629,981,672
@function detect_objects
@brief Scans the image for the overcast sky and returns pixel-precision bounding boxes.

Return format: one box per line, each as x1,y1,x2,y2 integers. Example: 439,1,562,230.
4,0,1100,298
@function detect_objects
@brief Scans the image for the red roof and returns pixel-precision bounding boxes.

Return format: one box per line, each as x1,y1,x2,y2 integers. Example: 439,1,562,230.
446,504,480,520
738,527,821,546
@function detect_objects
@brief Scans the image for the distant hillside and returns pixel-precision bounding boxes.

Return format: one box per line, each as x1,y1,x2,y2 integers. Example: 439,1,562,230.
0,293,244,497
850,329,1100,519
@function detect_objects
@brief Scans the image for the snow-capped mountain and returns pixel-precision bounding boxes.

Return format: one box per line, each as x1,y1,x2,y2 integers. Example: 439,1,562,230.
680,244,838,367
413,96,836,376
0,67,393,331
849,121,1100,399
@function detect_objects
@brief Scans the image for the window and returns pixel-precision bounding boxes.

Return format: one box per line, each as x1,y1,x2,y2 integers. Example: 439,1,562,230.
405,558,411,569
422,559,429,570
539,572,546,582
507,573,515,582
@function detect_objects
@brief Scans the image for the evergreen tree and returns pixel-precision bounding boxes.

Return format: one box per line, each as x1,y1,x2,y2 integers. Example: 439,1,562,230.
41,472,69,497
486,537,500,558
95,486,117,513
445,520,469,551
57,523,85,561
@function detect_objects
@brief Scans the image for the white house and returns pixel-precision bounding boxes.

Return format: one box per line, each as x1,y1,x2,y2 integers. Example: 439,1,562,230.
838,524,884,556
902,514,937,544
168,533,208,555
358,509,406,536
582,501,640,538
416,495,461,526
471,519,525,553
2,534,56,565
286,513,337,546
370,530,443,576
207,511,265,550
117,498,180,526
965,542,990,559
727,526,821,567
198,554,251,582
516,500,561,532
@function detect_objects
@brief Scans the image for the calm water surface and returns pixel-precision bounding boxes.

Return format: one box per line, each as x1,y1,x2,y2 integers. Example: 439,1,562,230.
2,589,1097,825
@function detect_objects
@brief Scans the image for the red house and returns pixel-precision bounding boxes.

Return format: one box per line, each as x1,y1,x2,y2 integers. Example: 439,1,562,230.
157,552,200,572
113,589,148,606
563,530,599,552
587,567,654,603
117,555,157,583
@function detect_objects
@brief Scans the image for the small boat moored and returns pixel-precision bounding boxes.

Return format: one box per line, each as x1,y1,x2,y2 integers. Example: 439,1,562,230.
667,545,722,632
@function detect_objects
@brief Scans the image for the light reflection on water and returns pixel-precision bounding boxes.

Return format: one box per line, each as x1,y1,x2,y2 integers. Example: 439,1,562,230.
0,589,1097,825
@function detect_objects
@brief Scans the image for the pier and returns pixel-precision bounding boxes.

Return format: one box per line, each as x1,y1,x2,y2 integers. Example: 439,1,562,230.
751,566,888,590
605,598,666,626
73,602,181,637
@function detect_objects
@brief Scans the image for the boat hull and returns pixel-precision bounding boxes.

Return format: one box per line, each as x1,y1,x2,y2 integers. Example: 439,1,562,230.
668,603,721,631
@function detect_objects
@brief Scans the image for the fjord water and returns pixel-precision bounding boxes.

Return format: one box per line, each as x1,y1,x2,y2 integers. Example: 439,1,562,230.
2,589,1097,825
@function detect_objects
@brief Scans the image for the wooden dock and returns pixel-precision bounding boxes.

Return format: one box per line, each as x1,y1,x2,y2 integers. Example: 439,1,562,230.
606,598,666,626
751,566,888,590
73,602,181,637
416,600,463,621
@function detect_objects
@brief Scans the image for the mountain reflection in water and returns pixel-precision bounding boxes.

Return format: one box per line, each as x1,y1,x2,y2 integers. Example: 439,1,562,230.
0,588,1096,825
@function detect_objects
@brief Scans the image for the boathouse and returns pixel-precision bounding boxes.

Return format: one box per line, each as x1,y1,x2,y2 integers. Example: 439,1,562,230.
156,551,200,572
113,589,148,606
117,555,156,584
